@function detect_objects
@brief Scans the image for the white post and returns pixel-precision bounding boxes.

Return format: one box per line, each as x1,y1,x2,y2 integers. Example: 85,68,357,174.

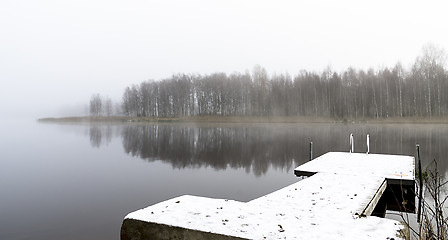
350,133,354,153
309,142,313,161
366,134,370,154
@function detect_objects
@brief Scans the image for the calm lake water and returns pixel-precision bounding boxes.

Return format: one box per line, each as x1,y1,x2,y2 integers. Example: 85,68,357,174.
1,119,447,240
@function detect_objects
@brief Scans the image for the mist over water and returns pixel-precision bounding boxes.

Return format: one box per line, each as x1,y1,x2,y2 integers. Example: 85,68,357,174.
1,121,447,240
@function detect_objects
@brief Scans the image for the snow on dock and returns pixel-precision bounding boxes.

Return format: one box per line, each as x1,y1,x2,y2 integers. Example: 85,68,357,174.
121,152,414,240
296,152,415,214
294,152,414,181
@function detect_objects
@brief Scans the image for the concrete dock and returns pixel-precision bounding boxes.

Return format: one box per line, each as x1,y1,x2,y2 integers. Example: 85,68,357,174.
121,152,415,240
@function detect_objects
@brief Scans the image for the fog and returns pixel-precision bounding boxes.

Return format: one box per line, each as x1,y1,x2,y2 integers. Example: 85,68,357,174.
1,0,447,119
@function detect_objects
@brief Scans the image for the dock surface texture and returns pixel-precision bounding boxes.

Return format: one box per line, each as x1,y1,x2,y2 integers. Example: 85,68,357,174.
121,152,415,240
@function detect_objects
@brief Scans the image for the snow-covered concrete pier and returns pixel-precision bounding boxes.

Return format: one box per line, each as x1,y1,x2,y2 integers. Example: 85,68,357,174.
121,152,415,240
295,152,415,215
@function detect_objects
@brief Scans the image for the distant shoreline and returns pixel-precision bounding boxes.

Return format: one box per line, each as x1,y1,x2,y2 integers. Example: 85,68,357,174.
37,116,448,124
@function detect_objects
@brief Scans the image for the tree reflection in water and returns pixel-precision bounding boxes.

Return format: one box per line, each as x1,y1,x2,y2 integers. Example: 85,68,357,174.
89,125,113,148
118,123,448,176
121,124,303,176
88,123,448,176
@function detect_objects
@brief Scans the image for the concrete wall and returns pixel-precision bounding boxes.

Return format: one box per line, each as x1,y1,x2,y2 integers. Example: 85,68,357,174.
121,219,248,240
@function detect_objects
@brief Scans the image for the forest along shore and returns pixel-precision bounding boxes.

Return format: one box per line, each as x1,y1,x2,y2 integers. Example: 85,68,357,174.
37,116,448,124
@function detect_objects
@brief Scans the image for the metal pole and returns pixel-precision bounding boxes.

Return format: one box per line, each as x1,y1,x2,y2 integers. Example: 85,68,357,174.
366,134,370,154
417,144,423,223
350,133,354,153
309,142,313,161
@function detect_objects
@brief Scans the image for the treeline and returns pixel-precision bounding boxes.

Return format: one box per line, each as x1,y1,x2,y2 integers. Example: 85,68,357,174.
107,44,448,119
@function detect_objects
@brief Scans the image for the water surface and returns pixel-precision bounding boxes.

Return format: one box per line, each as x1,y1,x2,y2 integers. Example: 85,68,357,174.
1,120,447,239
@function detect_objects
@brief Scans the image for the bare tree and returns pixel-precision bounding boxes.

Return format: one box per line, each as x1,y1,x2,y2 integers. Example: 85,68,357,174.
104,96,113,116
401,158,448,240
90,93,103,116
412,44,448,117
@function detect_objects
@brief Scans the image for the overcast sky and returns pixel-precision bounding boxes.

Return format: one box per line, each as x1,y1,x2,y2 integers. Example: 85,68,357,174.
1,0,447,118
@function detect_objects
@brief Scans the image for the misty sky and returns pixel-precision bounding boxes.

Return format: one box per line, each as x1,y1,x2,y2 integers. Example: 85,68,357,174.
1,0,447,118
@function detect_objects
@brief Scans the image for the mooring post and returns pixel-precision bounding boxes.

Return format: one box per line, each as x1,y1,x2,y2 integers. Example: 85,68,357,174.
366,134,370,154
309,142,313,161
417,144,423,223
350,133,354,153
